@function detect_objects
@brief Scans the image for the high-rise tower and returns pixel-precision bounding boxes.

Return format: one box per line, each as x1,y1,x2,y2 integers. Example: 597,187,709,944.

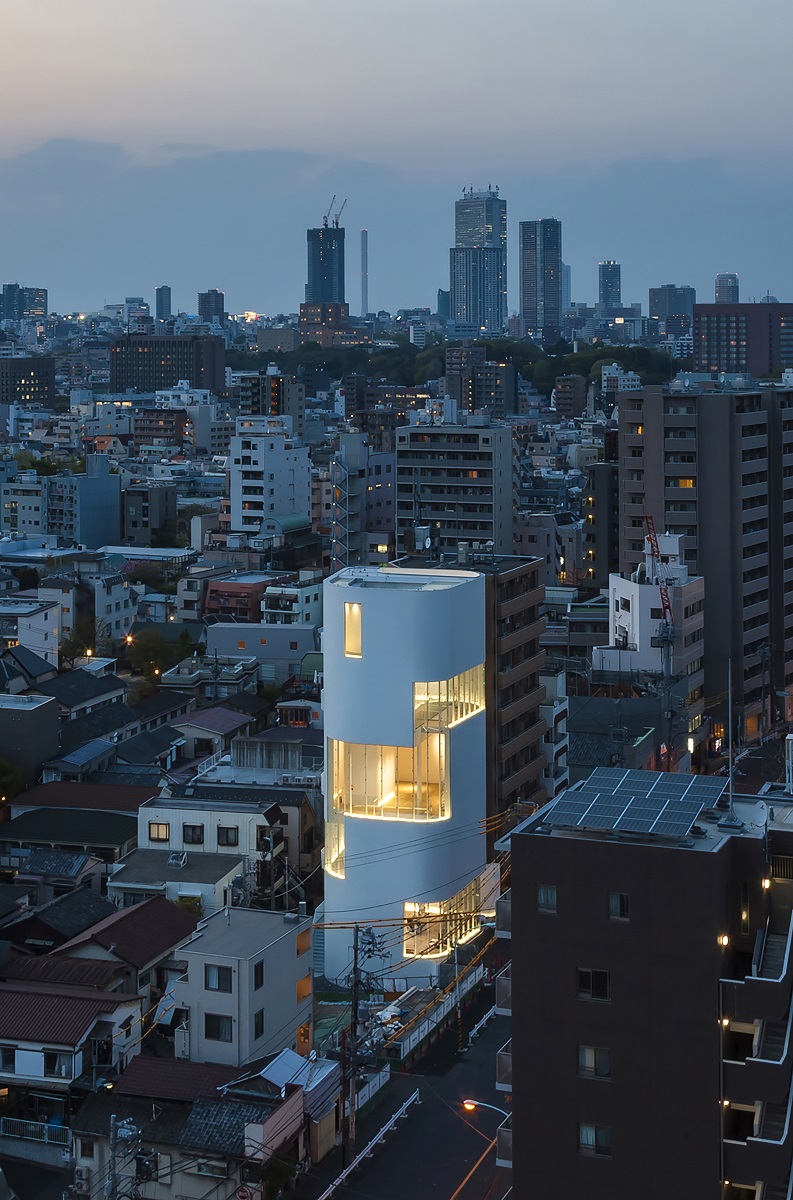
198,288,224,325
598,260,621,310
715,272,740,304
450,188,507,332
306,226,345,305
155,285,172,322
519,218,563,342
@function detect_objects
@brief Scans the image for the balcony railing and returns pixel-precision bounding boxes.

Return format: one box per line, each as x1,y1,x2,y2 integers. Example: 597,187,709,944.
496,891,511,939
496,1039,512,1092
0,1117,71,1147
496,1116,512,1169
495,965,511,1015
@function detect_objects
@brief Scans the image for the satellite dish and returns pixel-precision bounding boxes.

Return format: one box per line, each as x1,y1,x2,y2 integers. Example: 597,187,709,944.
424,537,431,550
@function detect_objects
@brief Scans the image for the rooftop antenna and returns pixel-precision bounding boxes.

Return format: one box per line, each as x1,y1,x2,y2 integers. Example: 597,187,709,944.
719,657,743,829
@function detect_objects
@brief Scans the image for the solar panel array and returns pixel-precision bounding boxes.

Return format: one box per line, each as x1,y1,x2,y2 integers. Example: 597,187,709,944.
540,768,728,839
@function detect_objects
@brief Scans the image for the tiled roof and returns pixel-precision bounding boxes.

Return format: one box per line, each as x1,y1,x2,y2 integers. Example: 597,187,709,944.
0,808,137,848
115,726,184,765
12,781,153,813
55,896,198,968
5,889,116,938
0,955,123,989
2,644,55,680
18,849,96,879
33,668,125,708
0,983,133,1044
173,707,252,736
127,689,195,720
180,1094,280,1156
117,1056,239,1102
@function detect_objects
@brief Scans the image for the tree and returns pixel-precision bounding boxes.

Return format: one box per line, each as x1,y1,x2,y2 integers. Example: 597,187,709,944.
59,614,98,667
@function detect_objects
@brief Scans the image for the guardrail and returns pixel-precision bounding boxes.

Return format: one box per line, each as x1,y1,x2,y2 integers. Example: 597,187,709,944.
0,1116,70,1146
316,1089,421,1200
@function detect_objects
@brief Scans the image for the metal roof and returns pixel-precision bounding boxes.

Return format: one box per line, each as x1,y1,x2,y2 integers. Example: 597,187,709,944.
0,984,134,1045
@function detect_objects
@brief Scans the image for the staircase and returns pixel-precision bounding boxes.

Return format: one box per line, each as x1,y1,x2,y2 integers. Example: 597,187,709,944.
763,1185,790,1200
762,1021,788,1061
761,1101,788,1141
761,934,789,979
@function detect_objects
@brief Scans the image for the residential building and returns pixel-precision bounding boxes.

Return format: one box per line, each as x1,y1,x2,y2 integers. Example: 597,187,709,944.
123,482,178,545
553,374,587,418
109,334,224,394
539,669,569,800
329,430,395,570
320,566,501,986
693,302,793,374
261,571,323,626
1,456,121,547
0,692,60,784
170,707,254,757
618,381,793,741
450,187,507,333
239,365,306,437
519,218,563,342
502,768,793,1199
649,283,696,332
228,416,312,537
198,288,224,325
582,460,620,588
395,416,515,557
204,622,319,687
107,851,244,915
203,571,277,622
715,272,740,303
0,596,60,666
0,356,55,407
159,653,259,702
306,226,345,304
171,907,313,1065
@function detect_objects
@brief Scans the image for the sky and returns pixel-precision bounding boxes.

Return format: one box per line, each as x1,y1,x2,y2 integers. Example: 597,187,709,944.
1,0,791,316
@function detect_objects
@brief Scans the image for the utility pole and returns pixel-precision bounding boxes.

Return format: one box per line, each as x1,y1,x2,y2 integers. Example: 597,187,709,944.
106,1113,118,1200
348,924,361,1152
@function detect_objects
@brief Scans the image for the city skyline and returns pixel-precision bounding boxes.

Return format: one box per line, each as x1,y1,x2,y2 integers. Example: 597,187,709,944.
1,0,791,316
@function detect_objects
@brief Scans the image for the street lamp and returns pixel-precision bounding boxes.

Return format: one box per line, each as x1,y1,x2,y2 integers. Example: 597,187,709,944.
462,1099,509,1119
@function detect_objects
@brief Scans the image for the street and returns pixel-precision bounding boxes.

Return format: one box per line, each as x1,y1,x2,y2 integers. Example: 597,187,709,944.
300,986,512,1200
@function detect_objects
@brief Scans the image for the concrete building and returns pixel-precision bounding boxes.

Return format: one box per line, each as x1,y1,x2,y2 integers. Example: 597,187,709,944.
203,571,275,622
598,260,621,310
329,430,395,570
618,381,793,741
239,366,306,438
715,272,740,303
693,302,793,374
395,417,515,557
582,461,620,589
228,416,312,537
171,907,313,1065
539,669,569,800
0,693,60,784
501,768,793,1199
197,288,224,325
553,374,587,418
320,566,500,986
306,225,345,305
155,284,171,321
519,218,563,342
123,482,178,545
1,456,121,547
109,334,224,394
0,596,60,666
0,356,55,407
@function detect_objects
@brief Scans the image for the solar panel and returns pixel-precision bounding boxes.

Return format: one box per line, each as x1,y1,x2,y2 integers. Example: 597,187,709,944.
543,769,714,839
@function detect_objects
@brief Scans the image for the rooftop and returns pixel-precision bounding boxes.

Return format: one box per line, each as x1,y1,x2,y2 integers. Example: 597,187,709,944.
172,707,252,736
181,906,311,959
0,692,53,710
108,848,243,886
0,808,137,848
145,783,309,810
12,781,154,813
3,889,116,940
116,1055,239,1102
18,849,99,879
0,955,124,990
33,667,125,708
0,983,135,1045
55,895,198,968
329,565,477,592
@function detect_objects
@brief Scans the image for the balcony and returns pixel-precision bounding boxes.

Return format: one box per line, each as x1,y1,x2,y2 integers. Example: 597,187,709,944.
723,1090,793,1185
723,909,793,1024
724,1016,793,1106
495,965,511,1015
496,890,511,939
496,1039,512,1093
496,1116,512,1169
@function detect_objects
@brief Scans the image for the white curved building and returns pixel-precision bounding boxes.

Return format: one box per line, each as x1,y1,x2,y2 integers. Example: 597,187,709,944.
320,565,498,987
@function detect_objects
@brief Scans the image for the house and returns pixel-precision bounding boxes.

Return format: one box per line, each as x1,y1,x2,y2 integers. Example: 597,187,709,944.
159,652,259,701
0,983,142,1167
13,849,103,903
169,907,313,1066
72,1056,306,1199
107,849,244,917
31,667,126,720
1,889,116,953
10,780,155,819
52,896,198,1013
0,596,60,667
115,726,185,771
0,645,56,689
41,738,117,784
171,707,254,758
0,808,138,879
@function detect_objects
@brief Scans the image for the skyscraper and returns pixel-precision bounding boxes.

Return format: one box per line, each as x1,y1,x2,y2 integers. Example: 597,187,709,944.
198,289,225,325
598,260,621,310
715,272,740,304
306,226,345,304
519,218,563,342
450,188,507,332
155,285,172,321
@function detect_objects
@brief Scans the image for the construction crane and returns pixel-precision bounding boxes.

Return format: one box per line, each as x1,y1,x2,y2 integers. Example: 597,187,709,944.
644,513,675,676
322,194,336,229
333,197,347,228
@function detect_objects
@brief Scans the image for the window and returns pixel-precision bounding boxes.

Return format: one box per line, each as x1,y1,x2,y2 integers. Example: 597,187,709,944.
204,1013,232,1042
0,1046,14,1073
148,822,170,842
344,601,362,657
296,974,312,1004
237,640,246,650
254,960,264,990
579,1123,611,1156
578,968,610,1001
254,1009,264,1040
44,1050,72,1078
296,929,312,957
578,1046,611,1079
204,964,233,992
183,824,204,845
217,825,239,847
537,884,557,913
79,1139,95,1159
609,892,629,921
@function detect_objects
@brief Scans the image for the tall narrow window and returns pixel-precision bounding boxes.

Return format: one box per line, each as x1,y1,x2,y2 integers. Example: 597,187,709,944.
344,601,362,657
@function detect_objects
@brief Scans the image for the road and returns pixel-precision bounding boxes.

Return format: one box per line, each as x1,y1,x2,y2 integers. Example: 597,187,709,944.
300,985,512,1200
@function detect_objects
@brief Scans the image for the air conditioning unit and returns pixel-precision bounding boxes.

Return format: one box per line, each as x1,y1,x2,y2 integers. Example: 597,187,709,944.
73,1168,91,1194
167,850,188,869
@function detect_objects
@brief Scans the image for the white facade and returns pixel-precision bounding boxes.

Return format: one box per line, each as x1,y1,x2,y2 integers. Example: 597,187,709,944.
228,416,312,536
0,596,60,665
321,566,498,987
261,573,323,626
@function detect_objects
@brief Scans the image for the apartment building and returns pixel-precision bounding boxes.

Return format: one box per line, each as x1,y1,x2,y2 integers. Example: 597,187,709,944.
1,456,120,547
329,430,395,570
395,417,515,557
502,766,793,1200
618,382,793,741
228,417,311,537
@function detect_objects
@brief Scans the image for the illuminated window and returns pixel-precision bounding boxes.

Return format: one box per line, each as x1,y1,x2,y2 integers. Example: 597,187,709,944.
677,478,695,488
148,822,169,842
344,601,362,657
404,876,482,958
296,973,312,1004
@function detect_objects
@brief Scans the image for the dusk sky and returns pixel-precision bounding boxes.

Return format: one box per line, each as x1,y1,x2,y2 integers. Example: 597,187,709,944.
2,0,791,315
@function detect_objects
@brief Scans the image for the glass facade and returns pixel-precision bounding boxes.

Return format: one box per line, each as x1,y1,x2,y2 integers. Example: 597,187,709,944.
328,664,484,821
403,876,482,958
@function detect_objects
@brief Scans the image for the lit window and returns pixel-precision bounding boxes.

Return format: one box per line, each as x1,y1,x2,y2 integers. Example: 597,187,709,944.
677,478,695,488
296,973,312,1004
344,601,362,657
148,822,169,842
237,640,246,650
537,884,557,913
